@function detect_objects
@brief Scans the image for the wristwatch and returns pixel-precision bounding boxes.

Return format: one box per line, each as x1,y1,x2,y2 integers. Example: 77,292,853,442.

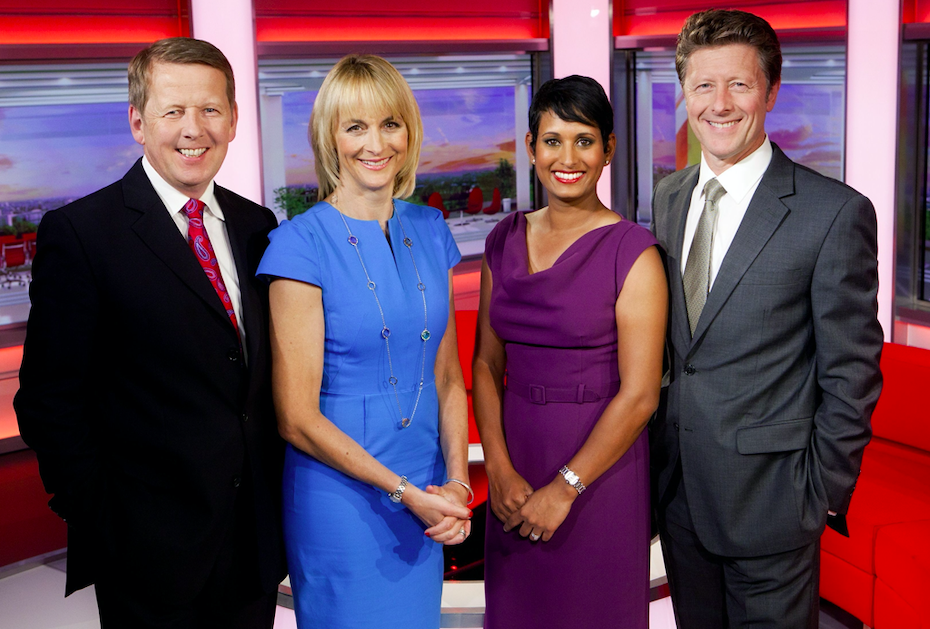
388,476,408,503
559,465,587,495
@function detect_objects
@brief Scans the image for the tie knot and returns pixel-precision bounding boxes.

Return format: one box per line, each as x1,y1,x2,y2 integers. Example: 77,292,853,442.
183,198,205,219
703,178,726,206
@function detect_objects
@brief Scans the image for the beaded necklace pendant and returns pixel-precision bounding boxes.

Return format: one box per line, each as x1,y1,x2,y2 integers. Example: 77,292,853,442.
335,197,430,429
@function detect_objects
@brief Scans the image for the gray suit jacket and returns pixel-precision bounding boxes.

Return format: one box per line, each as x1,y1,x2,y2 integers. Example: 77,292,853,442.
651,145,883,557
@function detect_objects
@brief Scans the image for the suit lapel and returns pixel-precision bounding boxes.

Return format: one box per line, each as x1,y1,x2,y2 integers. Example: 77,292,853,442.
123,160,233,326
217,186,264,368
668,168,699,352
689,146,795,346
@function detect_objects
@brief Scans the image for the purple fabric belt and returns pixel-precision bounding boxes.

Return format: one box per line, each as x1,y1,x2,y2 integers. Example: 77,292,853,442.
506,378,620,405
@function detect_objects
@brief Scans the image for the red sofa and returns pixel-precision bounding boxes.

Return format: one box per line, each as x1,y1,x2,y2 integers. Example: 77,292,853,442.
820,342,930,627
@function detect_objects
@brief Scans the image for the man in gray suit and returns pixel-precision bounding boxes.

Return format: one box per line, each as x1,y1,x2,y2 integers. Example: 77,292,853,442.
651,9,883,628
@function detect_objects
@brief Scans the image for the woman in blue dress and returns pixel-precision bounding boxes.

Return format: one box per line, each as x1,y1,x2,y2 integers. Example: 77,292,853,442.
257,55,473,628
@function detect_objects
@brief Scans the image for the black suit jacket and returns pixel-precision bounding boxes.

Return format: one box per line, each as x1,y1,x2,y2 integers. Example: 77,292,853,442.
651,145,883,557
15,158,286,597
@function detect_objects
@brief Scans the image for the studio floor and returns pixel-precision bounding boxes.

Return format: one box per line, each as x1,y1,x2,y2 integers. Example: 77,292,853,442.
0,548,863,629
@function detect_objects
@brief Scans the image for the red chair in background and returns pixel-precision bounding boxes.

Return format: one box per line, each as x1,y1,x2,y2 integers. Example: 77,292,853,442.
454,186,484,225
465,187,483,217
427,191,449,219
0,234,28,288
483,187,502,216
22,232,37,263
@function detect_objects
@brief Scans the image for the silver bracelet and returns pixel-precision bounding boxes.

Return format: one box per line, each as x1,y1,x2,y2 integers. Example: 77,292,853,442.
559,465,586,495
444,478,475,505
388,476,408,503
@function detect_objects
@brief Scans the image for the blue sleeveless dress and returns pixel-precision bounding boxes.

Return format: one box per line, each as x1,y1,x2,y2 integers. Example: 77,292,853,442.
257,200,461,629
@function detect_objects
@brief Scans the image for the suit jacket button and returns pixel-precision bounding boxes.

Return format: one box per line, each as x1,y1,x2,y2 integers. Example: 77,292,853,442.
684,364,696,375
232,476,241,488
227,347,240,362
673,423,680,431
241,413,249,423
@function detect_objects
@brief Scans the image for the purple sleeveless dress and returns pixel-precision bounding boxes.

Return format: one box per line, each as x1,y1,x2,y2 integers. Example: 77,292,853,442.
483,210,657,629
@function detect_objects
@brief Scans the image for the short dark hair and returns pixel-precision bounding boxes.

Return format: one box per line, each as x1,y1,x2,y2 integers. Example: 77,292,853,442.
676,9,782,93
129,37,235,113
528,75,613,151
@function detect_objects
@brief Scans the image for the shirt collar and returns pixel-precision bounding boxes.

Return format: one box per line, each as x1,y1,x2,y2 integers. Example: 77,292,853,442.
696,136,773,204
141,156,223,221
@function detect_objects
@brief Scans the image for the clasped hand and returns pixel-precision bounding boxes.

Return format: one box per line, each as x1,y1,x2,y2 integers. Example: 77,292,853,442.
405,483,472,545
491,469,576,543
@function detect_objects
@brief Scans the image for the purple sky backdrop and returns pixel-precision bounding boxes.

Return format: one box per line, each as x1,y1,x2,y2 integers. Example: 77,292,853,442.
282,86,517,187
0,83,841,204
0,102,142,203
651,83,844,180
651,83,677,172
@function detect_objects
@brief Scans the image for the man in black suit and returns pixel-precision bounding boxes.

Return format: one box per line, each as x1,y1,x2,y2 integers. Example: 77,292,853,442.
14,38,285,628
651,10,883,629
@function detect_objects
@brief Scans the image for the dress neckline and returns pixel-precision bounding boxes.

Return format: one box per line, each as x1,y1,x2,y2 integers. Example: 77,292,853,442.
518,209,623,276
321,200,397,225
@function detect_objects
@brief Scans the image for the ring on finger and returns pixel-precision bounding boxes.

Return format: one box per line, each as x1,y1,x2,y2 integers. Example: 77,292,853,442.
529,532,540,541
459,528,467,538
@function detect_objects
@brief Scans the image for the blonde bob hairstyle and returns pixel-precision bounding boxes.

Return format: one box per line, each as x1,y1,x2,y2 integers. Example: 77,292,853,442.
310,55,423,201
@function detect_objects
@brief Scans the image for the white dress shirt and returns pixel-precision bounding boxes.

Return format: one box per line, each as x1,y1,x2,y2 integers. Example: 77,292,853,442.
680,137,774,290
141,157,247,351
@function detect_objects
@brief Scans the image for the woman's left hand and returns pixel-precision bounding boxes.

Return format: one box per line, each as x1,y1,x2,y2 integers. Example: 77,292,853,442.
424,483,472,545
503,479,577,543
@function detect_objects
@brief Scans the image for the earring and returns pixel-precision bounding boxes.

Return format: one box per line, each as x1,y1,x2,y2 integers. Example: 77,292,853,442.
532,158,536,164
605,160,611,166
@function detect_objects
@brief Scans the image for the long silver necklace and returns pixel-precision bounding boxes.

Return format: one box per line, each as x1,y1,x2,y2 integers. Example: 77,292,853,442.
332,195,429,429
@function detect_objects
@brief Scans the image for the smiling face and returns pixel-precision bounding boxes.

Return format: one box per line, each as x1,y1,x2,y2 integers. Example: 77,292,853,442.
334,110,408,196
129,62,237,199
527,110,615,205
683,43,779,175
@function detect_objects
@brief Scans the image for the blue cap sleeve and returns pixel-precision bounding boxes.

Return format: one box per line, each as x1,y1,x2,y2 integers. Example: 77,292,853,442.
256,218,322,287
427,207,461,269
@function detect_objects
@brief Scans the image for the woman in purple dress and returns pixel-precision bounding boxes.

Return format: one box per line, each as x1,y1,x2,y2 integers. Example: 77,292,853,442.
473,76,668,628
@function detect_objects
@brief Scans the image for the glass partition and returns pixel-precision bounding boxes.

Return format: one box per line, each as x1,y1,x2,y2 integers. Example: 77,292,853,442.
0,63,142,327
624,45,846,228
258,54,535,258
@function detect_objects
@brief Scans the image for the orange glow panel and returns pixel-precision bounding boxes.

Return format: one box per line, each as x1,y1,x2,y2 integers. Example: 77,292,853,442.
0,346,22,442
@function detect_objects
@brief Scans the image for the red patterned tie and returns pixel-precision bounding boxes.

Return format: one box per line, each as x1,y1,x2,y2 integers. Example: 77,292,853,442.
183,198,241,342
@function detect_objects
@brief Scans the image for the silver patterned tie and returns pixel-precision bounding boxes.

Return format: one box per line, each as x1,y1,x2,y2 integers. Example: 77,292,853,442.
683,178,726,336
